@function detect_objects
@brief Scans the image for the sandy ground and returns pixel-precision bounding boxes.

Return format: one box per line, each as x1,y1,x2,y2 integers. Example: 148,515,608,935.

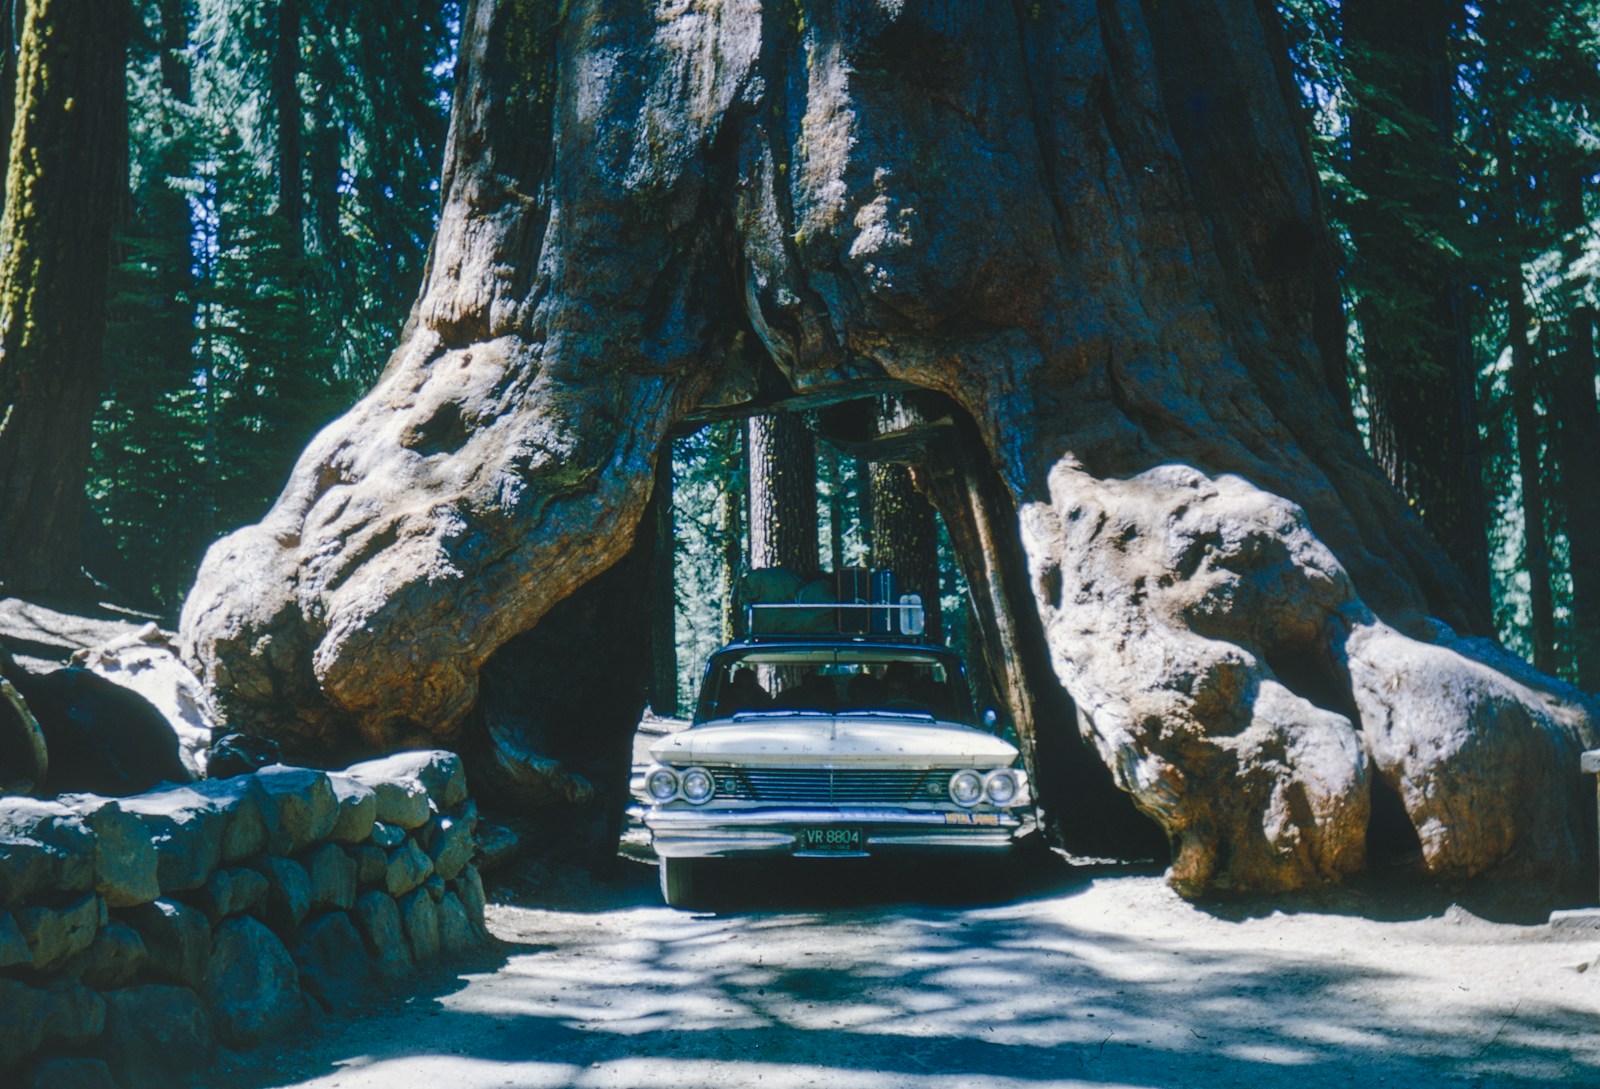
201,856,1600,1089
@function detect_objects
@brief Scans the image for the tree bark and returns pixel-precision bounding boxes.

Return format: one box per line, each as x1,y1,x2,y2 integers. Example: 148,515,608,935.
273,0,303,254
870,399,941,641
647,449,677,717
181,0,1596,898
1547,167,1600,687
157,0,191,101
1553,305,1600,685
717,422,744,644
0,0,129,593
746,412,818,576
1344,0,1490,623
1508,273,1556,673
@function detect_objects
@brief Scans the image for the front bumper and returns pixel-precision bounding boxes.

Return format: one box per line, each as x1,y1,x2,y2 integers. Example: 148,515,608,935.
644,805,1037,859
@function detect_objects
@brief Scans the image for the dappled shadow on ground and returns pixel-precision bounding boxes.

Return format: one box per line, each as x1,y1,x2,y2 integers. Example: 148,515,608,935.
1193,857,1594,927
199,857,1600,1089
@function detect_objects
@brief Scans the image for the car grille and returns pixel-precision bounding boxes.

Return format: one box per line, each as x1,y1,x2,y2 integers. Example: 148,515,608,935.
711,768,937,804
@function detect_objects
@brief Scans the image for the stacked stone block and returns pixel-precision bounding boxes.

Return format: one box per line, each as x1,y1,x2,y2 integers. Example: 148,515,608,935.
0,750,490,1086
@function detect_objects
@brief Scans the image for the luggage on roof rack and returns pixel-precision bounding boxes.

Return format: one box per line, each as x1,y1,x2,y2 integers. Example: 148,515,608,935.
738,566,926,639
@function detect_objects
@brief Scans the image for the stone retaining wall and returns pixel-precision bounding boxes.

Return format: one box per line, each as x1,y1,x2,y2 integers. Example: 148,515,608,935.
0,750,490,1087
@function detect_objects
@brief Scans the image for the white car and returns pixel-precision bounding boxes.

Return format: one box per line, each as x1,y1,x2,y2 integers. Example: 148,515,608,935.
638,624,1035,908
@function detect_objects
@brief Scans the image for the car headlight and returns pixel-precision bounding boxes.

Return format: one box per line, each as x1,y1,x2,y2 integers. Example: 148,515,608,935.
984,769,1019,806
949,769,984,807
681,767,715,804
646,766,680,802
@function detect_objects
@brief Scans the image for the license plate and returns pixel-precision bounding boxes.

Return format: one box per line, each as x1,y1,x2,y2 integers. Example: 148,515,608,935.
796,827,863,853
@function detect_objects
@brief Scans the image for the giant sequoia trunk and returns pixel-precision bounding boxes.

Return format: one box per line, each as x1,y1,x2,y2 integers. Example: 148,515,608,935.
181,0,1597,898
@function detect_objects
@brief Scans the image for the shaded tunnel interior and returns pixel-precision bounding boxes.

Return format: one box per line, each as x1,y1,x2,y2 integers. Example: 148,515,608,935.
463,387,1169,872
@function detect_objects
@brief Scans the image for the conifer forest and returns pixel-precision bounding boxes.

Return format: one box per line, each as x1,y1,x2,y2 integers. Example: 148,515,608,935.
2,0,1593,691
2,0,1599,900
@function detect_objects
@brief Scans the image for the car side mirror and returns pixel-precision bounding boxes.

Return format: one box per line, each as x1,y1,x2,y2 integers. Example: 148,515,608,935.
983,708,999,731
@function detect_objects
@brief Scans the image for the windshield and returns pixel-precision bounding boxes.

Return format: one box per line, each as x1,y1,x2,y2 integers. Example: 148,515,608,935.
694,646,974,725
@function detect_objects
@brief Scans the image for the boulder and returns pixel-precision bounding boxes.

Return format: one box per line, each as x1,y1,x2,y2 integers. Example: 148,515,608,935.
422,813,475,882
72,625,216,779
188,865,269,923
348,843,388,888
437,892,479,955
452,865,488,939
0,977,54,1068
65,795,160,908
0,675,47,796
348,750,468,814
0,798,95,908
397,888,439,962
344,765,430,830
16,893,103,972
423,874,445,903
0,978,105,1069
385,839,433,898
19,1057,117,1089
448,796,479,832
2,660,191,796
291,911,373,1010
206,916,303,1048
249,855,312,932
99,984,214,1082
59,922,146,989
473,821,520,873
0,909,32,968
253,765,338,854
351,891,411,980
304,842,357,912
326,773,378,843
120,899,210,990
205,732,281,779
115,778,264,893
370,821,406,848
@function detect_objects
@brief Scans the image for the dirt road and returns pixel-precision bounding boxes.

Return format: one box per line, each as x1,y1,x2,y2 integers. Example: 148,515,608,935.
204,858,1600,1088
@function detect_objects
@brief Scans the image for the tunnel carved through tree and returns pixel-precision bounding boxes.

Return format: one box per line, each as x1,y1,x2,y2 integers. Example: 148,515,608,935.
178,0,1597,898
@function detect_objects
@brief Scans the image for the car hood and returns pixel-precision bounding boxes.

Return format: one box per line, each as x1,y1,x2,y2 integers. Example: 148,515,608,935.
648,715,1019,767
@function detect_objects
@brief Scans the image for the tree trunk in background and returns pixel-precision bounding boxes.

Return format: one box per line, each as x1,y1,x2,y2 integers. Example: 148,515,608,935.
1344,0,1489,624
181,0,1596,899
647,451,677,716
274,0,303,254
1547,169,1600,688
717,423,743,644
1508,275,1556,673
1553,306,1600,686
157,0,192,101
746,412,818,576
0,1,19,218
0,0,128,594
870,399,941,642
823,443,845,574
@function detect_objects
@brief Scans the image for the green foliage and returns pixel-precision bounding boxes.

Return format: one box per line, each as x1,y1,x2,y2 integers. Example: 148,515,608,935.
1279,0,1600,680
90,0,456,610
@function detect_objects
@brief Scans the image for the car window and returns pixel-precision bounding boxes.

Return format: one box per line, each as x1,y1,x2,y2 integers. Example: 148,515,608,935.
695,648,973,724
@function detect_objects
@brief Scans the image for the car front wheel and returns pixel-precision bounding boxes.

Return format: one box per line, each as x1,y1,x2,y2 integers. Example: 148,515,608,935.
658,856,707,910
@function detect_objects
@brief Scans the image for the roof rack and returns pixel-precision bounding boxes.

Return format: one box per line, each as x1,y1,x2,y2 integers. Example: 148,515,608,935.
746,597,926,640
